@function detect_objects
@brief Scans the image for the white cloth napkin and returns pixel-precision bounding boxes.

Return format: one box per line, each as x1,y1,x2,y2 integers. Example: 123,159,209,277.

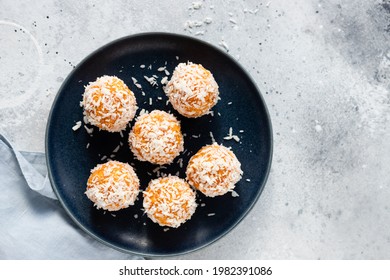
0,133,143,259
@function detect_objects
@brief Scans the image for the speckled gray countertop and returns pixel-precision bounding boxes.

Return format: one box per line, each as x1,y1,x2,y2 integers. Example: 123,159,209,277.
1,0,389,259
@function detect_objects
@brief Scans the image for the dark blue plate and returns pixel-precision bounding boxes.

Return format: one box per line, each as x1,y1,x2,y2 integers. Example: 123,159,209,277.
46,32,273,257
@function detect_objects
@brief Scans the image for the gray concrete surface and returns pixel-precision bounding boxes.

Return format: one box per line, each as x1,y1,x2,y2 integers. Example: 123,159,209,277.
1,0,389,259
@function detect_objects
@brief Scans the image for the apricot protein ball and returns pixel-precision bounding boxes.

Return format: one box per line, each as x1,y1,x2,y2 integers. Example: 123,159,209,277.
143,176,197,228
164,62,219,118
85,161,140,211
186,143,243,197
82,75,137,132
128,110,184,165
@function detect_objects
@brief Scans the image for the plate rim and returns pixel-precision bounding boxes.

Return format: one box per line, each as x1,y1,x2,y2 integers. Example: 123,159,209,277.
45,31,273,257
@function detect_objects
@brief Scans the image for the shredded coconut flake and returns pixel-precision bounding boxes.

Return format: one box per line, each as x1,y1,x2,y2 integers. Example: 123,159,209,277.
210,131,216,143
192,1,202,9
204,17,213,24
153,165,166,173
144,75,158,87
231,190,240,197
177,157,184,168
72,121,82,131
184,20,204,29
244,8,259,14
112,145,120,153
84,125,94,135
223,127,240,142
139,108,148,116
161,76,168,85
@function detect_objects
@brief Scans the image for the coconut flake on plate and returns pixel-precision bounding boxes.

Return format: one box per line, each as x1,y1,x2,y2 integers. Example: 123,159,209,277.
72,121,82,131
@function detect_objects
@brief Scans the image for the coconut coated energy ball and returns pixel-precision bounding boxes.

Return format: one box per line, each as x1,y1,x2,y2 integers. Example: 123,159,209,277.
85,161,140,211
143,176,197,228
128,110,184,165
186,143,243,197
82,75,137,132
164,62,219,118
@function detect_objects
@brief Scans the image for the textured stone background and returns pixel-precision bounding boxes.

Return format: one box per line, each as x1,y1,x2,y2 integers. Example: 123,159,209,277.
1,0,389,259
